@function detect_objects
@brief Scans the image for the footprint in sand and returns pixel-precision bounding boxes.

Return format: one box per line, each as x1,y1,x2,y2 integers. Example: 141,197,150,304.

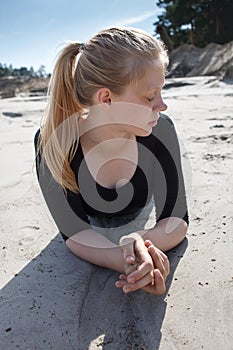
207,115,233,121
191,134,233,143
2,112,23,118
202,153,232,161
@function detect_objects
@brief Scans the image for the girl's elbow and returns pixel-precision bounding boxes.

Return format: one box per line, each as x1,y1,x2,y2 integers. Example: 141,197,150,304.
183,220,188,233
179,219,188,241
65,236,82,257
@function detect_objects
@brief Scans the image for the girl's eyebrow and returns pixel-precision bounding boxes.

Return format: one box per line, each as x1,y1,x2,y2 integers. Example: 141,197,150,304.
144,82,165,93
144,86,164,93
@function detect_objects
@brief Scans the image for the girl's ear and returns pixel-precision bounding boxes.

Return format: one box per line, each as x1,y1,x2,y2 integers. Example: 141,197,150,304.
95,88,112,105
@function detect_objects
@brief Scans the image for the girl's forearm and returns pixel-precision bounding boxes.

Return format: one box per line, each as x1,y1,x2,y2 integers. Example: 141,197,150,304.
66,229,126,273
138,217,188,252
66,217,187,274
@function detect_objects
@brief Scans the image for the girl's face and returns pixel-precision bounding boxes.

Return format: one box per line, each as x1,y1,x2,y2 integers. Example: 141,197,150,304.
110,61,168,136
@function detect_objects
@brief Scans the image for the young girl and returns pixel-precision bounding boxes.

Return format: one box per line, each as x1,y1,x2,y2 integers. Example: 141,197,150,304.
34,27,189,295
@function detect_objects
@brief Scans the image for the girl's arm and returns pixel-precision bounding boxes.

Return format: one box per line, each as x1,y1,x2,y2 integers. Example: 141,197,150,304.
66,228,156,287
142,216,188,252
67,218,184,295
152,114,189,234
66,229,130,273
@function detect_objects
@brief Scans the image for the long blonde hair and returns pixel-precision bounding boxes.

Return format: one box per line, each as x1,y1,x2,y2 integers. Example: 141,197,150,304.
38,27,169,192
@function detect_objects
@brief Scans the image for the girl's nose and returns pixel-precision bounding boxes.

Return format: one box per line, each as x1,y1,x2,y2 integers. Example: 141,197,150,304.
160,100,168,112
153,97,167,112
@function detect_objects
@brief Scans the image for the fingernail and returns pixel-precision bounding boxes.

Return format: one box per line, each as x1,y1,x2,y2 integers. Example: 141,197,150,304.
148,246,156,253
123,287,130,293
126,255,135,263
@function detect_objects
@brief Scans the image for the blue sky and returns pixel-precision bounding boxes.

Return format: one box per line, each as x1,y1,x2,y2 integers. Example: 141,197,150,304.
0,0,161,74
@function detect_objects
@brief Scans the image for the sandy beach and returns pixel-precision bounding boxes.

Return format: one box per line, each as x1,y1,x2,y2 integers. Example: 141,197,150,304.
0,77,232,349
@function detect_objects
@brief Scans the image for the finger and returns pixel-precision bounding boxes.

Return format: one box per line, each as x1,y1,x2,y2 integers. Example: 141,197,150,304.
123,272,153,293
152,246,169,265
119,236,136,264
144,241,170,279
152,247,170,273
134,238,149,259
119,274,127,280
115,280,126,288
127,260,153,284
148,245,164,269
154,269,166,294
144,240,170,274
144,240,164,266
143,270,166,295
148,245,167,278
125,263,138,277
115,274,131,289
115,274,127,288
159,251,170,277
144,239,153,248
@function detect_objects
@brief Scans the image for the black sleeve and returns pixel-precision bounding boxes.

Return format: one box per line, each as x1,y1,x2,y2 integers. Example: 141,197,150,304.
152,115,189,225
34,129,91,241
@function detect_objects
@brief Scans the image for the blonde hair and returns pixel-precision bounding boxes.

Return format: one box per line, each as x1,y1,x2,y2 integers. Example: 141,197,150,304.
38,27,169,192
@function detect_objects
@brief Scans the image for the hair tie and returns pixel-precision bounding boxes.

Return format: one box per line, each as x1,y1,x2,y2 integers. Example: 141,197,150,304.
79,43,85,52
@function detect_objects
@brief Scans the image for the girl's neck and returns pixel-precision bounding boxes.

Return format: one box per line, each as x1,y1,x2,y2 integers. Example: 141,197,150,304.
79,117,136,155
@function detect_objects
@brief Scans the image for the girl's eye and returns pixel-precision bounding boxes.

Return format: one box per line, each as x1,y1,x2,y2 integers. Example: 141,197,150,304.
147,97,154,102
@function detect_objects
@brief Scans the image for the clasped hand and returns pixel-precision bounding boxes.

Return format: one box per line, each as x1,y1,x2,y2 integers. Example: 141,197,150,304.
116,233,170,295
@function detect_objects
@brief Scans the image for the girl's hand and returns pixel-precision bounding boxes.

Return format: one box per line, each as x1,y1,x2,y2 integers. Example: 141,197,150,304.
116,240,170,295
118,234,154,293
141,240,170,294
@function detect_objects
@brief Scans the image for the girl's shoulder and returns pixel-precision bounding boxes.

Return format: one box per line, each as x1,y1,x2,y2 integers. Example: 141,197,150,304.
136,114,179,157
152,113,177,141
155,113,175,130
137,113,175,147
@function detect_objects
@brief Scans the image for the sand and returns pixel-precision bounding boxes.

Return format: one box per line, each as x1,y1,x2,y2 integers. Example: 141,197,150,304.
0,77,233,349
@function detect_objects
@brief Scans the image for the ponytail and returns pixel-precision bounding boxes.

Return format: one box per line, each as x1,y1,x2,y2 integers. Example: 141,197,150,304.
39,43,84,193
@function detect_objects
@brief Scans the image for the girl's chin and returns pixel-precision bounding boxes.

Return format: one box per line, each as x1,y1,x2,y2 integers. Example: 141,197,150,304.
124,124,154,137
148,119,158,127
135,128,152,137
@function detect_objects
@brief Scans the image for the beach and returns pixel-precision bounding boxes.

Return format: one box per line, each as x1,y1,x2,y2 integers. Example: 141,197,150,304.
0,77,232,349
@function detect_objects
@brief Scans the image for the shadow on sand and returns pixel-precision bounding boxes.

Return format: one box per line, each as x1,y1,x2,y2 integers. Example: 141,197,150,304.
0,235,188,350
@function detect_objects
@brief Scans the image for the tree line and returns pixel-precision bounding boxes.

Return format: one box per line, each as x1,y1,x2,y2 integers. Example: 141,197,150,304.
0,63,50,79
154,0,233,49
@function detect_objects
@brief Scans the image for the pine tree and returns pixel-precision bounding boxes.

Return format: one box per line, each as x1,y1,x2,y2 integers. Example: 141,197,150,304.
154,0,233,47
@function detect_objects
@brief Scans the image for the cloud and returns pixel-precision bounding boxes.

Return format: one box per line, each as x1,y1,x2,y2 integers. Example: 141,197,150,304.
117,10,159,26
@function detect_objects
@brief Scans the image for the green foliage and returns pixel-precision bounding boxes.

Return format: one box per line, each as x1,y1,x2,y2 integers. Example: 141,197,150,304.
154,0,233,47
0,63,49,79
